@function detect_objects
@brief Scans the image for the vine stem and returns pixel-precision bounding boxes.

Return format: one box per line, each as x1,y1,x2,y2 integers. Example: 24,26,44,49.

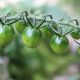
36,16,46,29
62,28,74,36
68,19,79,26
59,22,79,28
0,18,5,25
2,15,80,28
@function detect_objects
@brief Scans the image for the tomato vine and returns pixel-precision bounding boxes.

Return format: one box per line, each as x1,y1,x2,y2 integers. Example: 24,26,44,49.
0,10,80,54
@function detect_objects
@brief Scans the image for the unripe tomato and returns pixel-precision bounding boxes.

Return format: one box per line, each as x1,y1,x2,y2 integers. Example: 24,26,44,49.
22,27,42,48
70,28,80,39
50,35,69,54
15,20,27,33
40,22,58,38
0,25,14,46
40,25,53,38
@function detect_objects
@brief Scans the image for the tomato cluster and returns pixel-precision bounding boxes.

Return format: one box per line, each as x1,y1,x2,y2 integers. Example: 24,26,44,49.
21,20,70,54
0,11,80,55
20,20,80,54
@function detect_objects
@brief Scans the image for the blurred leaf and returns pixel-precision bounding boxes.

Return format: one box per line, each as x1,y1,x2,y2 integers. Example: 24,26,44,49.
33,73,47,80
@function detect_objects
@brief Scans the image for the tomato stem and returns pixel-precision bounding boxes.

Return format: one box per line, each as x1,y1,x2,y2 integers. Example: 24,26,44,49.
4,16,79,28
0,14,21,25
44,15,53,19
0,18,5,25
69,19,79,26
34,18,37,26
23,15,28,25
36,16,46,29
62,28,74,36
7,19,21,25
60,27,63,35
24,11,34,28
50,25,61,36
59,22,79,28
36,15,53,29
74,40,80,45
2,13,80,29
26,16,34,28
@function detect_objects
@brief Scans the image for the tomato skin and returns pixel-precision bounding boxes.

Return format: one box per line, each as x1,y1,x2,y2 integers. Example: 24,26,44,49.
70,28,80,39
40,26,53,38
50,35,69,54
0,25,14,46
22,27,42,48
40,22,58,38
15,21,27,33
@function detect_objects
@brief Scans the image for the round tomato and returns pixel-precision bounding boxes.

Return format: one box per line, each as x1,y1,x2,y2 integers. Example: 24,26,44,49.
22,27,42,48
40,25,53,38
40,22,58,38
15,20,27,33
0,25,14,46
50,35,69,54
70,28,80,39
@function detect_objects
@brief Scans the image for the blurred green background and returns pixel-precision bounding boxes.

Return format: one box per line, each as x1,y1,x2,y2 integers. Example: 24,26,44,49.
0,0,80,80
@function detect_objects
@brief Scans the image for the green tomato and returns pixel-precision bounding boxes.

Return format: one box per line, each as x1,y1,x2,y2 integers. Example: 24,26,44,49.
15,20,27,33
40,26,53,38
0,25,14,46
50,35,69,54
22,27,42,48
70,28,80,39
40,22,58,38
